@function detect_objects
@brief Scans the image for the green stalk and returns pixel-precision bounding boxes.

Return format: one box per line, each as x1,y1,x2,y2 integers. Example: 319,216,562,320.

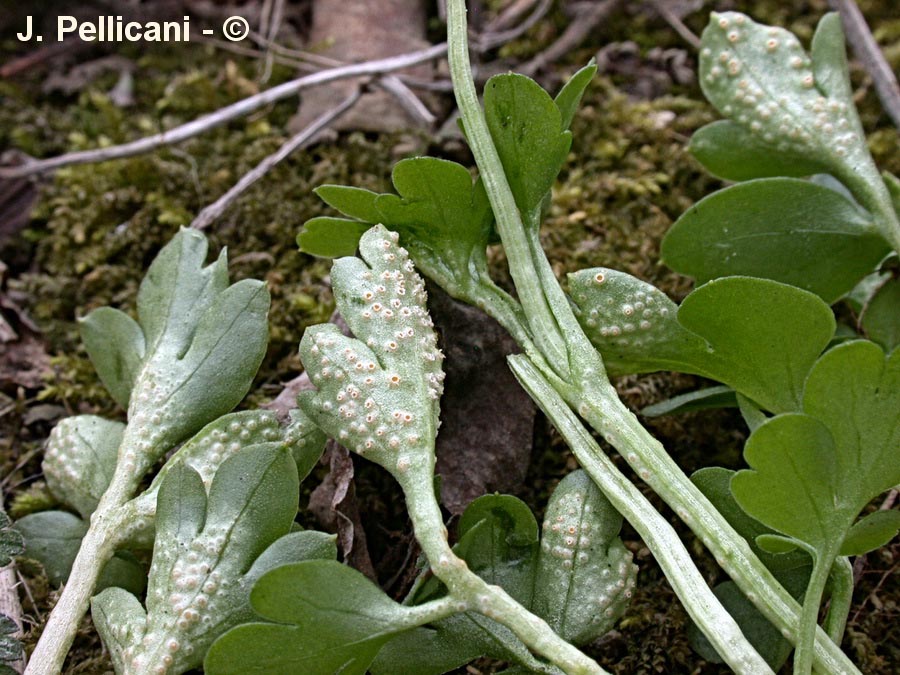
399,467,607,675
23,454,138,675
823,557,854,646
573,379,862,675
794,545,840,675
509,355,773,675
446,0,568,378
444,2,865,673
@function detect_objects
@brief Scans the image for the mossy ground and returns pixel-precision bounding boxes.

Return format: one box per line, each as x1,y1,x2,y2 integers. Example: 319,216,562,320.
1,0,898,672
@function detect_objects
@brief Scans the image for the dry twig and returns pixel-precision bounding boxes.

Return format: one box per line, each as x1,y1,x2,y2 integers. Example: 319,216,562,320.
476,0,553,52
0,43,448,180
191,88,361,231
828,0,900,129
649,0,701,50
522,0,623,75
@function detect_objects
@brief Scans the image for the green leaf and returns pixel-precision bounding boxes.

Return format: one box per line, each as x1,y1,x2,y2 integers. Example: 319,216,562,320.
484,73,572,214
205,560,438,675
641,385,737,417
455,495,538,605
691,468,810,573
662,178,889,303
298,226,444,475
840,510,900,556
16,511,145,593
732,341,900,564
698,13,873,194
862,277,900,351
315,185,382,223
677,277,835,412
0,614,23,666
41,415,123,519
885,172,900,216
296,217,371,257
370,624,484,675
136,228,228,356
79,307,145,408
803,341,900,503
810,13,852,101
689,121,828,181
0,513,23,567
554,61,597,131
533,471,636,645
569,267,710,377
736,393,768,433
374,158,494,295
733,414,844,552
93,446,304,674
571,271,835,411
157,278,270,447
303,161,496,301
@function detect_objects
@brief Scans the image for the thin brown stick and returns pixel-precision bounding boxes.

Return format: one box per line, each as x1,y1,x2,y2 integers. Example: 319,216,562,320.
191,89,361,231
376,76,437,126
0,43,448,179
196,36,436,126
522,0,622,75
650,0,701,50
486,0,540,33
828,0,900,129
476,0,553,52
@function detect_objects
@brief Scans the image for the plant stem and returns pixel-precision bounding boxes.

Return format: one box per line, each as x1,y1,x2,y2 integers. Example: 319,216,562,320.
571,379,862,675
24,463,136,675
509,355,773,675
445,1,863,673
823,556,854,646
794,547,840,675
400,470,607,675
447,0,569,377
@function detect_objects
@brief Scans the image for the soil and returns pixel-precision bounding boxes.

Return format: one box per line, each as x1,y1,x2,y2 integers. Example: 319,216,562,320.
0,0,897,673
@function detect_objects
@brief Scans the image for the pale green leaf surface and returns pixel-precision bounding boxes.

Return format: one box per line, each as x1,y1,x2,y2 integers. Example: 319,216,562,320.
662,178,888,303
810,13,852,101
296,217,371,257
572,271,835,411
15,511,145,593
689,120,828,181
533,471,636,645
484,73,572,214
42,415,123,519
554,61,597,130
79,307,145,408
298,226,444,475
861,278,900,351
205,560,434,675
840,510,900,556
698,12,872,195
94,446,303,675
136,228,228,356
